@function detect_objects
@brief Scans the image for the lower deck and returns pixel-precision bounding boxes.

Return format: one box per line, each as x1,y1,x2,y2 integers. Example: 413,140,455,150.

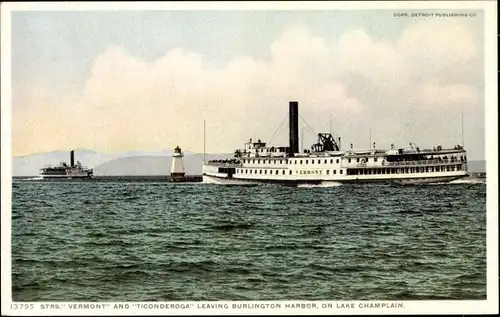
203,160,468,185
202,173,467,186
40,171,93,179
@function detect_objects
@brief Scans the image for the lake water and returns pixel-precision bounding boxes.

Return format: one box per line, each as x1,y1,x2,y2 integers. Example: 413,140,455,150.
11,178,487,301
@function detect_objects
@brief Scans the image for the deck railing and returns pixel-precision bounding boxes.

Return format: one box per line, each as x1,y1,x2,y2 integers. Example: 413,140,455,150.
206,161,242,167
356,159,466,168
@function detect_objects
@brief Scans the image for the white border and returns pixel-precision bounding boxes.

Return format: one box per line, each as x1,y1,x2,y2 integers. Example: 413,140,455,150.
1,1,498,316
0,1,498,11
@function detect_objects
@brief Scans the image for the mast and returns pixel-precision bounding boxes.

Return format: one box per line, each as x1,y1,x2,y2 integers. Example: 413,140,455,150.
461,113,464,147
369,127,371,150
203,120,206,164
329,115,332,134
301,128,304,153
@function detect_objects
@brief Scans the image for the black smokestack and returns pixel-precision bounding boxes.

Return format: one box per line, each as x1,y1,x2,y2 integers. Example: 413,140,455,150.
289,101,299,156
70,150,75,167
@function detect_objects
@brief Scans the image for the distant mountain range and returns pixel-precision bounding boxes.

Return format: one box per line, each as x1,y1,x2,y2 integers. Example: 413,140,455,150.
12,149,232,176
12,149,486,176
93,153,231,176
467,160,487,174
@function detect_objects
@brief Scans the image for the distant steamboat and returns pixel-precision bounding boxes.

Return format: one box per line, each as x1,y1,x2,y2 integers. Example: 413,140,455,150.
202,101,468,185
39,150,93,179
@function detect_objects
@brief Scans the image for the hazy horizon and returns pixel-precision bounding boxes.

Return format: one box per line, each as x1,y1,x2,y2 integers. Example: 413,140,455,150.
12,150,486,177
12,145,488,161
10,8,487,160
12,147,233,158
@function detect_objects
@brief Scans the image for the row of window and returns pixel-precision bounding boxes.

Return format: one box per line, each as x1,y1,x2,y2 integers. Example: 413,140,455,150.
250,148,284,153
236,169,292,175
300,170,344,175
234,169,345,175
241,157,385,165
233,164,464,177
346,165,464,175
242,158,341,165
347,157,378,163
241,156,467,165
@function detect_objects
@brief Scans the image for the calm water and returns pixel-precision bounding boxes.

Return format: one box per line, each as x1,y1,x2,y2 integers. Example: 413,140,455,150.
11,178,487,301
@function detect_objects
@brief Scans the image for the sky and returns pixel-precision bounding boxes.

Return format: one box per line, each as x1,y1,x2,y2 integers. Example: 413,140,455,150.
9,6,488,160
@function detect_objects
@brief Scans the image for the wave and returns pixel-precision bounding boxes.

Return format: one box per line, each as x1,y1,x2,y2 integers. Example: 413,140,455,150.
169,259,218,273
17,177,44,181
423,179,486,185
297,182,342,188
97,269,156,282
449,178,486,185
212,223,253,231
309,263,368,273
224,267,252,274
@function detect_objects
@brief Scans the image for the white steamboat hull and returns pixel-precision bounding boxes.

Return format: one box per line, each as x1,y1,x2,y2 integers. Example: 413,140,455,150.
40,173,93,179
393,176,465,185
203,174,261,185
202,171,468,186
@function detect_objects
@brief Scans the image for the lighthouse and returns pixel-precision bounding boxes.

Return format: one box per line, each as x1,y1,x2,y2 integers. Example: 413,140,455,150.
170,146,186,182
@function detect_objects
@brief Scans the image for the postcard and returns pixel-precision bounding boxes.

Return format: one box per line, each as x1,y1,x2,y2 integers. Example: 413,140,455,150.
1,1,498,316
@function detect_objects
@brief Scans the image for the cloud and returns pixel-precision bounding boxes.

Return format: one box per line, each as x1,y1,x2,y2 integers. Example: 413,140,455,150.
397,20,478,70
336,29,410,91
13,19,483,158
12,86,90,155
416,83,478,108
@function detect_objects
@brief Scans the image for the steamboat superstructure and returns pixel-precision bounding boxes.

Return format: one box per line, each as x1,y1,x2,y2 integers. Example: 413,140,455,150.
39,150,93,179
202,101,468,185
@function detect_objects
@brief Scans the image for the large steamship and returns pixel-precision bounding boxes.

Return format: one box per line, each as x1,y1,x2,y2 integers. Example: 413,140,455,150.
202,101,468,185
39,150,93,179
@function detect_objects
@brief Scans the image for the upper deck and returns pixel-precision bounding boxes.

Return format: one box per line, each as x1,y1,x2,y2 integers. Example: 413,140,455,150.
206,159,242,167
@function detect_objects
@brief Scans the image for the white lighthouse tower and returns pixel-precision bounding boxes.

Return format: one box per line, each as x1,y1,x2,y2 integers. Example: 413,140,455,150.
170,146,186,182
